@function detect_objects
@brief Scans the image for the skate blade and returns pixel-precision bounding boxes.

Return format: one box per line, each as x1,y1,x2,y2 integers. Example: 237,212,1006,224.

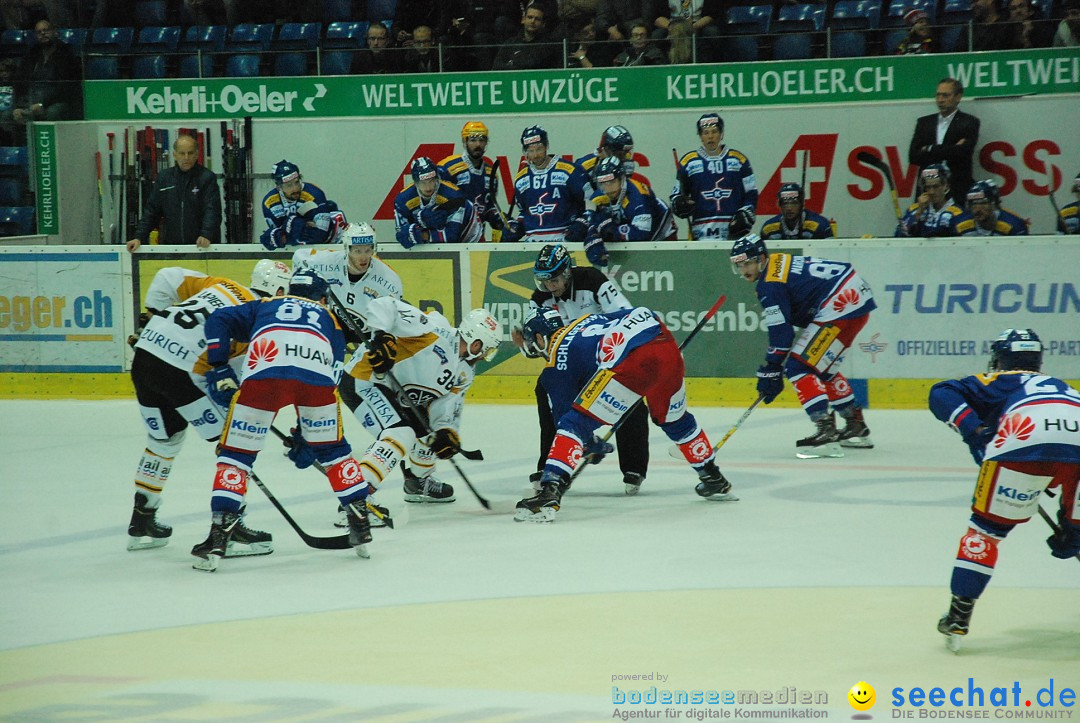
944,634,962,654
127,536,170,551
403,494,456,503
513,507,557,523
223,541,274,558
702,492,740,502
840,436,875,449
354,543,371,559
624,484,641,496
796,443,844,459
191,555,219,572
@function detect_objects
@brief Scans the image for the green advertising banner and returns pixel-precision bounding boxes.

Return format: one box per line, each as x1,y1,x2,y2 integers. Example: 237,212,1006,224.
32,124,57,235
84,48,1079,120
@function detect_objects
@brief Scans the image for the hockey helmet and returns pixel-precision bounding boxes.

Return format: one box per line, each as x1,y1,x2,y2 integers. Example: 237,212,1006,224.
729,233,768,275
696,113,724,134
966,179,1000,208
461,121,489,142
988,328,1042,373
520,125,549,150
777,182,803,206
458,308,503,363
342,221,377,253
250,259,291,297
521,307,565,360
920,163,951,186
410,156,439,183
599,125,634,160
1072,171,1080,194
592,155,625,186
533,243,573,290
271,159,301,185
288,269,329,302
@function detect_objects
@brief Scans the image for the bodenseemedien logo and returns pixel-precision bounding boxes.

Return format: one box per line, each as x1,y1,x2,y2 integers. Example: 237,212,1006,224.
126,83,326,115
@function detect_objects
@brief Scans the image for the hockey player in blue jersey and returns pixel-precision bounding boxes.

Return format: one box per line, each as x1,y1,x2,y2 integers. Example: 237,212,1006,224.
259,198,348,249
895,164,962,238
261,159,330,232
951,179,1029,236
583,155,676,265
759,183,834,241
395,156,482,248
502,125,590,244
731,233,876,458
574,124,637,199
437,121,506,238
670,113,759,240
194,270,374,570
513,306,735,522
929,329,1080,652
1056,172,1079,234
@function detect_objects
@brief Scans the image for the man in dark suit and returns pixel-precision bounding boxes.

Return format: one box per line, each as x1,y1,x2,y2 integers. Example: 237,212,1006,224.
908,78,981,201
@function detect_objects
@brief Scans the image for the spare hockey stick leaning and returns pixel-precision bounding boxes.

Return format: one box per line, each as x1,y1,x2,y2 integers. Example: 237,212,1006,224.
667,394,764,460
248,471,352,550
856,150,902,221
269,425,395,529
1037,502,1080,565
568,294,728,485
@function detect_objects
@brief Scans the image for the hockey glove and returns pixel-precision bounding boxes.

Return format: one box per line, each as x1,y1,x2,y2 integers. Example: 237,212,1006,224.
962,425,995,466
286,426,318,470
205,365,239,408
418,204,450,230
594,214,621,243
403,224,428,248
583,435,614,465
366,331,398,375
482,206,505,231
585,237,609,266
729,205,757,238
565,216,589,244
259,225,285,250
671,194,695,219
501,219,524,242
756,362,785,404
1047,509,1080,559
431,428,461,459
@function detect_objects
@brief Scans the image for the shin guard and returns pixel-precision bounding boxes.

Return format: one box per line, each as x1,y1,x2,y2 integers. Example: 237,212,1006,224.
950,527,1001,599
211,463,249,514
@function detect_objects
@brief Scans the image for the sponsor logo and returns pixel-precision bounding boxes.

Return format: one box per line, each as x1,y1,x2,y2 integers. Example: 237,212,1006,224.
432,344,448,364
996,485,1041,502
230,419,269,435
600,390,630,413
283,343,333,367
249,337,278,369
301,417,336,429
216,466,246,491
126,82,326,116
993,413,1035,447
599,332,625,363
831,288,860,313
858,332,888,362
190,408,219,427
961,531,991,561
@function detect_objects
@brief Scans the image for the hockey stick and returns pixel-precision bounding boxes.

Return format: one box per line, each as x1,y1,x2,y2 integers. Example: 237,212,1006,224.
487,157,511,235
268,424,396,529
856,150,902,220
667,394,764,460
1037,499,1080,565
567,294,728,485
95,151,104,243
248,471,352,550
672,147,691,239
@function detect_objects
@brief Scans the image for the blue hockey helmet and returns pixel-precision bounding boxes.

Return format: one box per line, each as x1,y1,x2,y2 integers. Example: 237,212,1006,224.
696,113,723,134
288,269,329,302
533,243,573,290
592,155,625,186
271,159,301,185
966,179,1000,208
521,307,565,360
729,233,768,275
777,182,803,206
520,125,549,150
989,328,1042,372
410,156,439,183
920,163,951,186
599,125,634,160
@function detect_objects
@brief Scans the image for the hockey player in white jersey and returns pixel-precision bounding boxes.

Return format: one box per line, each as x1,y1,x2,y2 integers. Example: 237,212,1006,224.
126,259,290,554
343,297,502,503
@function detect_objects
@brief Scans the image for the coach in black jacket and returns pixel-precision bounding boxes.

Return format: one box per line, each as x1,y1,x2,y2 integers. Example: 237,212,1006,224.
127,134,221,251
908,78,981,201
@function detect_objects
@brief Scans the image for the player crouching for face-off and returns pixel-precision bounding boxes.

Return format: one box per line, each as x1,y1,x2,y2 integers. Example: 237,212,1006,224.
512,306,736,523
731,233,876,458
194,270,376,571
342,296,501,504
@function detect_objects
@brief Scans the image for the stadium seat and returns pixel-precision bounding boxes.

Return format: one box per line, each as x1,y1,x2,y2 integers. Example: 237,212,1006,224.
228,23,275,52
134,0,168,26
85,56,120,79
1,28,32,56
940,0,972,22
273,52,308,76
0,206,35,236
225,53,262,77
938,24,968,51
0,178,24,205
322,0,355,22
88,27,135,53
830,0,882,29
1031,0,1053,18
772,32,813,59
367,0,398,24
721,34,759,61
883,27,909,51
276,22,322,50
180,25,226,52
830,30,868,56
0,146,28,175
133,54,167,78
134,26,181,52
177,53,214,78
775,4,825,31
884,0,936,26
320,50,354,74
726,5,772,34
324,20,369,48
56,27,88,53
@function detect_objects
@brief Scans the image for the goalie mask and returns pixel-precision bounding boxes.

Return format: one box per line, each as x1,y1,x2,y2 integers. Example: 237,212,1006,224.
251,259,291,297
458,308,503,363
989,328,1042,373
521,307,565,360
533,243,573,291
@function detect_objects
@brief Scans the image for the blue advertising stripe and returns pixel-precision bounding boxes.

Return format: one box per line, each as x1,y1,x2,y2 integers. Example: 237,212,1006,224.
0,335,113,342
0,365,123,372
0,253,120,262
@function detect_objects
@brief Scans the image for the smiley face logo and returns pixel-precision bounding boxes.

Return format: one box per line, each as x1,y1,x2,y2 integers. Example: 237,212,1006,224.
848,681,876,712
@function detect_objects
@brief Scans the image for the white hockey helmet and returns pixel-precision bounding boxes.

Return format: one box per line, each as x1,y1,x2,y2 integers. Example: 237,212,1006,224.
458,308,503,363
251,259,291,296
342,221,377,254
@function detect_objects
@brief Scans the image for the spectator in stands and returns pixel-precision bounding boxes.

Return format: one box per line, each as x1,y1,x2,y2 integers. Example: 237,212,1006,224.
596,0,654,45
492,2,560,70
567,19,616,68
392,0,449,47
666,18,693,64
613,22,666,65
0,58,16,144
895,8,934,53
1053,0,1080,45
971,0,1012,49
402,25,438,73
557,0,599,38
444,0,519,70
652,0,720,62
8,19,80,123
351,22,401,75
1005,0,1053,48
908,77,980,203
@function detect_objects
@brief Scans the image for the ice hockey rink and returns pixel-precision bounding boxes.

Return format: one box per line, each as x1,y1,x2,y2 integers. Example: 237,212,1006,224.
2,399,1077,721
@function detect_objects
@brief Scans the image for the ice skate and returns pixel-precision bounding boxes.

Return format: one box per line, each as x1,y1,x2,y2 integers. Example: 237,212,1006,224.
344,501,373,558
403,468,455,503
126,492,173,551
514,478,564,523
528,471,543,492
838,406,874,448
191,512,240,572
334,504,348,529
623,472,645,496
937,594,975,653
223,510,273,558
694,461,738,501
796,413,844,458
